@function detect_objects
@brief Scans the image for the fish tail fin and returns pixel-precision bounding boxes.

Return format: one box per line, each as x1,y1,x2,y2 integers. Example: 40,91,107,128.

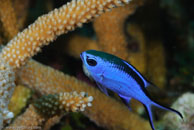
144,101,183,130
144,104,155,130
151,101,183,119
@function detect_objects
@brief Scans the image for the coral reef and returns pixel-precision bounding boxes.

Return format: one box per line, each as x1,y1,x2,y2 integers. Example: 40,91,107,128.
0,0,153,129
0,0,191,129
0,0,140,129
0,0,131,68
6,91,93,130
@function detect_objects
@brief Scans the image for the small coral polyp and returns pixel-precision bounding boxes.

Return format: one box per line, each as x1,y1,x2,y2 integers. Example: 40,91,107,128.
0,58,15,128
34,91,93,118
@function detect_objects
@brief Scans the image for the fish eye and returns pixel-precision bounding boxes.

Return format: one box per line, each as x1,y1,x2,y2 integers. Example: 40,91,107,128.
86,57,97,66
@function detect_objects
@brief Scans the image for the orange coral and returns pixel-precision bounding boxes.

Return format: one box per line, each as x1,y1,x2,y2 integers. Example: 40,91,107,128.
126,23,147,74
34,91,93,117
94,0,143,60
17,60,151,130
6,91,93,130
147,40,166,88
0,0,19,39
0,0,131,68
5,105,45,130
65,35,99,58
0,0,154,129
12,0,29,29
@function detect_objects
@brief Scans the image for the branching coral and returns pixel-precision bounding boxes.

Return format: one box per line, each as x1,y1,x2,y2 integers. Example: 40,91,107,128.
126,23,147,74
17,60,150,130
0,59,15,128
0,0,135,128
94,0,143,60
65,2,146,74
0,0,19,40
147,40,166,88
4,105,45,130
0,0,165,129
34,91,93,117
6,91,93,130
66,35,100,57
0,0,131,68
12,0,29,30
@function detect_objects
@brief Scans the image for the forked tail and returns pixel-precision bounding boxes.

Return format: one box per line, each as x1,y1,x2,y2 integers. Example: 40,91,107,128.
144,102,183,130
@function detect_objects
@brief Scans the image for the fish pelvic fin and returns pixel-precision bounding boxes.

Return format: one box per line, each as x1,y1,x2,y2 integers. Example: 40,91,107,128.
144,101,183,130
119,94,132,111
143,104,155,130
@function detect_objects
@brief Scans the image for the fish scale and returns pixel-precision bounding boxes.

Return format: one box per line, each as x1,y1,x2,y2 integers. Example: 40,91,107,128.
80,50,183,130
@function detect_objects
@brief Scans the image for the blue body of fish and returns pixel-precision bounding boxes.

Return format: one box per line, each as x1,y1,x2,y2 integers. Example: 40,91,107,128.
80,50,182,130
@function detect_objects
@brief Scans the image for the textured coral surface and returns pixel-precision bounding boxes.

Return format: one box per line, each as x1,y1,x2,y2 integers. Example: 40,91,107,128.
0,0,192,130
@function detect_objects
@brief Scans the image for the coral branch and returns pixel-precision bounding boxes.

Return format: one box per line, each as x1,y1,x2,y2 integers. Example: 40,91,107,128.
6,92,93,130
6,91,93,130
17,60,150,130
34,91,93,118
4,105,45,130
65,35,99,58
0,59,15,128
126,24,147,74
0,0,19,39
147,41,166,88
94,0,143,59
12,0,29,29
0,0,131,68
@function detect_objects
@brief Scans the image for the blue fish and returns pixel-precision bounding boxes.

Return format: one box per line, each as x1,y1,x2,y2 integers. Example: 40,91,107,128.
80,50,183,130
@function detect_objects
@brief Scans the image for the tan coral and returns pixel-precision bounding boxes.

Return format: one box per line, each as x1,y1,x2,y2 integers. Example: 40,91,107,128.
94,0,143,60
43,115,63,130
66,35,100,58
147,40,166,88
126,23,147,74
4,105,45,130
0,0,19,39
12,0,30,29
0,0,131,69
34,91,93,118
17,60,151,130
58,91,93,112
6,91,93,130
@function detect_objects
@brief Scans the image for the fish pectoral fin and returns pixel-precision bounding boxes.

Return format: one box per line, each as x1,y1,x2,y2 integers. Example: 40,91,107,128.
119,94,132,111
96,82,109,96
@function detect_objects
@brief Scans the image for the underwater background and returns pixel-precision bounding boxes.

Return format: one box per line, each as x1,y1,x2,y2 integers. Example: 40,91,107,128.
0,0,193,130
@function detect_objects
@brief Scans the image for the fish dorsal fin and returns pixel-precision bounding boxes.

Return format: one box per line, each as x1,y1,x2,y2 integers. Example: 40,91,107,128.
122,60,150,88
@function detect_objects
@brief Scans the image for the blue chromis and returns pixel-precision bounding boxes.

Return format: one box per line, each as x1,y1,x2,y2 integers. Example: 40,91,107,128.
80,50,183,130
